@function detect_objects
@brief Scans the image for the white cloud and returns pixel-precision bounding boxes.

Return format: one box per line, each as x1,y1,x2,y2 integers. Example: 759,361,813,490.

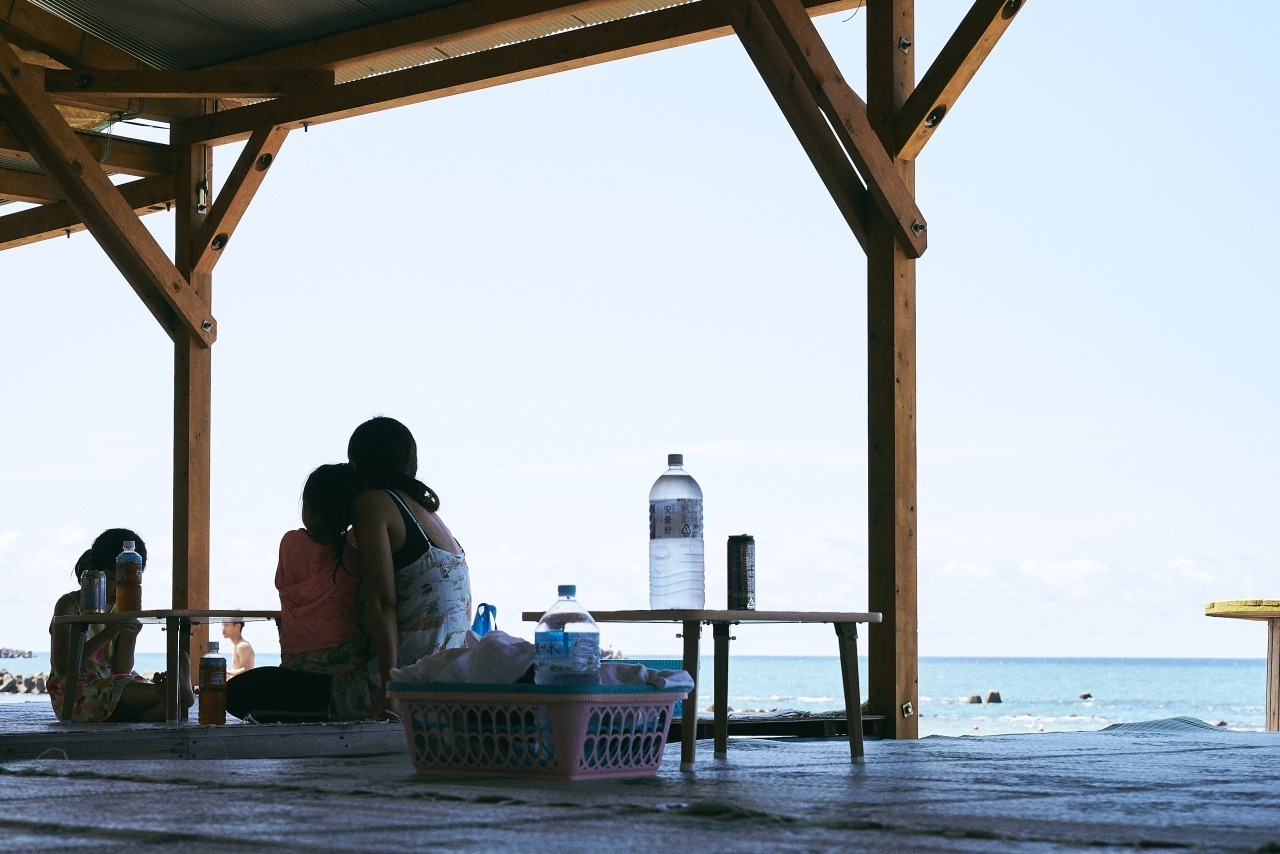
1020,558,1105,596
935,559,993,580
1152,555,1219,586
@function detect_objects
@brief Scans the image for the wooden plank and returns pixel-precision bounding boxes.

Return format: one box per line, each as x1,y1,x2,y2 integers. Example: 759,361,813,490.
172,0,863,147
191,126,289,275
216,0,630,73
44,68,337,99
715,0,872,251
835,622,865,761
0,0,142,73
0,118,174,177
865,0,918,741
732,0,926,258
0,173,174,251
0,165,61,203
523,610,881,622
0,38,216,346
172,140,214,674
895,0,1025,159
680,619,701,770
1205,600,1280,620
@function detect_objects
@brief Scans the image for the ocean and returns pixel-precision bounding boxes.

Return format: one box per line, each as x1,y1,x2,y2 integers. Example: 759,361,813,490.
1,654,1265,737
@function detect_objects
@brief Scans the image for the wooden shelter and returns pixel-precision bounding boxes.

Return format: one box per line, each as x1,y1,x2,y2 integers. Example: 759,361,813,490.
0,0,1023,738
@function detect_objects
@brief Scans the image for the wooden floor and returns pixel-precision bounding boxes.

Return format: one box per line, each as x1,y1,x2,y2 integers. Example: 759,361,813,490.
0,698,870,762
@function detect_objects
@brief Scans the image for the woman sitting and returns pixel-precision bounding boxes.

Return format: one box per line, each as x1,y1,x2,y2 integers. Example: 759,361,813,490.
48,529,194,722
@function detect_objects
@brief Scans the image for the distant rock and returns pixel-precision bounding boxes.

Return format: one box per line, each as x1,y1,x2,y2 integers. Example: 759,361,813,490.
0,648,34,659
1079,692,1093,700
1215,720,1228,727
967,695,982,704
985,690,1002,704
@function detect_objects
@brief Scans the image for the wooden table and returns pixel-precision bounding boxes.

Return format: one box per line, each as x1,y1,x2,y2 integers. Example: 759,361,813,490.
1205,599,1280,731
52,609,280,723
521,609,881,769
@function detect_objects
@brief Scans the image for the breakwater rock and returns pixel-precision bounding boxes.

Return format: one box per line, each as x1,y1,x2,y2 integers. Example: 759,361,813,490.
0,669,50,695
0,648,34,659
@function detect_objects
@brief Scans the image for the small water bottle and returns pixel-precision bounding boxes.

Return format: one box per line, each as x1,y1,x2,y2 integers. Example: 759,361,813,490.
199,641,227,725
533,585,600,686
79,566,107,614
114,541,144,612
648,453,705,609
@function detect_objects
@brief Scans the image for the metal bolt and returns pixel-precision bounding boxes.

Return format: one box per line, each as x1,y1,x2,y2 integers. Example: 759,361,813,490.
74,73,93,89
64,229,71,238
1002,0,1023,19
301,121,311,133
911,220,927,236
201,320,213,332
211,233,229,251
924,105,947,128
255,153,273,171
898,37,911,54
902,701,914,718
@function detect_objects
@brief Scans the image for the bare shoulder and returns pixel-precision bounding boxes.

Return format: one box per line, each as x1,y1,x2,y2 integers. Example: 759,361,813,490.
351,488,395,518
52,591,78,617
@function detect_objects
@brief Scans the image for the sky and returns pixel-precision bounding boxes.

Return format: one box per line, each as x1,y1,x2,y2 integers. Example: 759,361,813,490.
2,2,1278,661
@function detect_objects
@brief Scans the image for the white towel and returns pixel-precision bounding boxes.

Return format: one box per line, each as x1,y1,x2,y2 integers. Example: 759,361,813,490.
390,629,534,684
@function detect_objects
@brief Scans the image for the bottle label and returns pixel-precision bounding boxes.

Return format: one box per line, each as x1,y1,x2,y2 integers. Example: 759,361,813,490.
534,630,600,674
650,498,703,540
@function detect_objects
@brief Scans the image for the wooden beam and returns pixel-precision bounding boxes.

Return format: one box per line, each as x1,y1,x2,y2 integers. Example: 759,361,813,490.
191,125,288,275
895,0,1026,159
738,0,926,258
714,0,871,251
172,139,213,680
0,34,215,346
0,174,173,251
44,68,337,99
0,0,142,73
174,0,863,147
0,116,174,177
865,0,918,741
217,0,630,73
0,166,61,203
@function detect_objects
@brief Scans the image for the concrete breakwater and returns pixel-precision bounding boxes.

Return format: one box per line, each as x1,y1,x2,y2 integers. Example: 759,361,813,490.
0,668,50,695
0,647,34,659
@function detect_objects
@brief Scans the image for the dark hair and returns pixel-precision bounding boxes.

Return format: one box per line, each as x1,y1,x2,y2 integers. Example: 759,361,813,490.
75,529,146,579
347,416,440,512
301,463,362,579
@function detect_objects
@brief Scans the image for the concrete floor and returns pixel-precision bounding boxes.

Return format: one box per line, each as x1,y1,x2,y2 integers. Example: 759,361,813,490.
0,710,1277,851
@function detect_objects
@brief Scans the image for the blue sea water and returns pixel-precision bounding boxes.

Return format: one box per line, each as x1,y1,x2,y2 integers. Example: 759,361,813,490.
1,654,1265,737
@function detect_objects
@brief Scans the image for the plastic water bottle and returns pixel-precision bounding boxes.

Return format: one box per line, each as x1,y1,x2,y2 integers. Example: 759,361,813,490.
533,585,600,686
649,453,705,609
114,541,144,612
199,641,227,725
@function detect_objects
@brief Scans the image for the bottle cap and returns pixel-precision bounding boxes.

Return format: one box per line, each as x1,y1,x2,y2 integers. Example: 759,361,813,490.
122,541,135,550
558,584,576,598
667,453,683,467
207,641,220,653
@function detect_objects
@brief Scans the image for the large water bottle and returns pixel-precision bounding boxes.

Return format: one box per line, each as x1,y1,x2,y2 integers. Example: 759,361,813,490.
649,453,705,609
533,585,600,686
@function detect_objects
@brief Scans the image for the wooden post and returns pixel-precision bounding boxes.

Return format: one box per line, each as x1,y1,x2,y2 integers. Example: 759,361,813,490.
173,136,213,682
866,0,919,739
1268,619,1279,732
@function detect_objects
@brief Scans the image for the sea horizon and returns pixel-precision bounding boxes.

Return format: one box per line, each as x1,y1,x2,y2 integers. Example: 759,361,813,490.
3,653,1266,737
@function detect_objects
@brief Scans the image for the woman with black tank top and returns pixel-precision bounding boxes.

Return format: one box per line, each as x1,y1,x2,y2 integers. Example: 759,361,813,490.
348,416,473,719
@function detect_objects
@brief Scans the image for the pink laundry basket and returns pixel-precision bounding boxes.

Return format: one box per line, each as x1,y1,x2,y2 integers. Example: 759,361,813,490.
387,682,689,780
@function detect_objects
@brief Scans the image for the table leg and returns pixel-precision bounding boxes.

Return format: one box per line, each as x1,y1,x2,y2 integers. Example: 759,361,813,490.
680,619,701,771
835,622,865,763
165,617,181,722
1267,619,1279,733
713,622,731,758
60,624,87,722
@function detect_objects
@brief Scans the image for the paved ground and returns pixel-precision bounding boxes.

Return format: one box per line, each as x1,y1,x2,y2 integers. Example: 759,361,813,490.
0,710,1277,851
